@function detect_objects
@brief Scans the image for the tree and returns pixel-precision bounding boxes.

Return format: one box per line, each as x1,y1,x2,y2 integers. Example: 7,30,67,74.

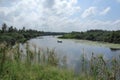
13,27,17,32
8,26,14,32
22,27,25,32
2,23,7,33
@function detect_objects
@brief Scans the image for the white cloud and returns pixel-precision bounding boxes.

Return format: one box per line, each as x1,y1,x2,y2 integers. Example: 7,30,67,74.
54,0,80,16
0,0,81,29
100,7,111,15
0,0,120,32
81,7,97,18
116,0,120,3
68,19,120,32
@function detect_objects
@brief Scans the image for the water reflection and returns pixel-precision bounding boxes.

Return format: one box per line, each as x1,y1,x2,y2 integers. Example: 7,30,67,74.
110,48,120,51
20,36,120,70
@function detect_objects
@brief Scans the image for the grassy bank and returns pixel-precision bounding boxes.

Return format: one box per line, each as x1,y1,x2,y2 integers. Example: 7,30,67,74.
0,23,65,45
0,43,120,80
0,23,43,45
59,30,120,44
60,39,120,49
0,31,43,44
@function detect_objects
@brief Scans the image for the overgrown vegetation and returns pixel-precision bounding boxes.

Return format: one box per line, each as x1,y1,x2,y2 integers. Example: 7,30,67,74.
0,23,65,45
0,23,44,45
0,23,120,79
0,43,75,80
60,30,120,44
0,43,119,80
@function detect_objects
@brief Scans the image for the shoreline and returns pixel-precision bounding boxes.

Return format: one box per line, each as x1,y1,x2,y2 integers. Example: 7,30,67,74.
58,37,120,49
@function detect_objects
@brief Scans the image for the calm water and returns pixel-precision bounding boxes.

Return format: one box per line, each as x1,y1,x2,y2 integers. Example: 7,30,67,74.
20,36,120,70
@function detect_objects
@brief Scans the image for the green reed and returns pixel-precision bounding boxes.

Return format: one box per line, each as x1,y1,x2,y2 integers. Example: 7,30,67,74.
0,43,120,80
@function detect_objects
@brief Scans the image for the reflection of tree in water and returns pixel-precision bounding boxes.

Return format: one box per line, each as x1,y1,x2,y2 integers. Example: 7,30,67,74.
110,48,120,51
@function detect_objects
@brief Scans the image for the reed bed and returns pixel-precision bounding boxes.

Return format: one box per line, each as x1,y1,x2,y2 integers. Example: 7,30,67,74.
0,43,120,80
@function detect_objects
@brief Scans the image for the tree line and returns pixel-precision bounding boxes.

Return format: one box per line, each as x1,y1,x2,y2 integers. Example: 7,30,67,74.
0,23,65,45
60,30,120,44
0,23,43,45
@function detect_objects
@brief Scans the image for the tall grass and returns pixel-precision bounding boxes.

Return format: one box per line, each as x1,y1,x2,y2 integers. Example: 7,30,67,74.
0,43,120,80
80,53,120,80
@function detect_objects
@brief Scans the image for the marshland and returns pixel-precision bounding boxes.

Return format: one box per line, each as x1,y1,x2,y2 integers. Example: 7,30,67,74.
0,0,120,79
0,23,120,80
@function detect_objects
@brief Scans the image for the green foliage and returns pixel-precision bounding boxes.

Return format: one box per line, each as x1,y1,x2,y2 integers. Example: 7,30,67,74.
2,23,7,33
0,44,75,80
0,23,65,45
0,61,74,80
0,23,43,45
0,43,120,80
60,30,120,43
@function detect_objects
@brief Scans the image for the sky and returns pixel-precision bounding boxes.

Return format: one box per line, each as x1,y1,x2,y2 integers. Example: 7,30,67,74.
0,0,120,32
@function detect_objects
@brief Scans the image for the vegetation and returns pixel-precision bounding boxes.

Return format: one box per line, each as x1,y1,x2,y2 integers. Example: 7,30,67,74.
0,23,44,45
0,23,65,45
0,43,73,80
0,43,120,80
60,30,120,44
0,23,120,79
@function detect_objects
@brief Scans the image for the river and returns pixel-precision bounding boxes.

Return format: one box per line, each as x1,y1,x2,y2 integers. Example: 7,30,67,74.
20,36,120,71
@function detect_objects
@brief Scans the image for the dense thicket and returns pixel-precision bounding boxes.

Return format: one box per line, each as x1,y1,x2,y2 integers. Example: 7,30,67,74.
0,23,65,45
60,30,120,44
0,23,43,45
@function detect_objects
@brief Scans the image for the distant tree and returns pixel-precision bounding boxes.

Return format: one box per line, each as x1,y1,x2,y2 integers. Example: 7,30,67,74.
22,27,25,32
13,27,17,32
8,26,14,32
109,31,115,43
2,23,7,33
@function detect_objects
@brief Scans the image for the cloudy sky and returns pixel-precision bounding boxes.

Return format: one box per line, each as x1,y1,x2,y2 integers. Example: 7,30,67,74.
0,0,120,32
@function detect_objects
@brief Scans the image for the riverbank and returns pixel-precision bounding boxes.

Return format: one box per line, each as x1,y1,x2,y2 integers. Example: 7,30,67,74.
0,31,42,44
0,23,43,45
59,38,120,49
0,43,119,80
0,23,64,45
59,30,120,44
0,43,90,80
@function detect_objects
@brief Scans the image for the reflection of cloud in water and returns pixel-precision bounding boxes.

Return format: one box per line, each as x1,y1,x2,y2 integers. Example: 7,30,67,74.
20,36,120,72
